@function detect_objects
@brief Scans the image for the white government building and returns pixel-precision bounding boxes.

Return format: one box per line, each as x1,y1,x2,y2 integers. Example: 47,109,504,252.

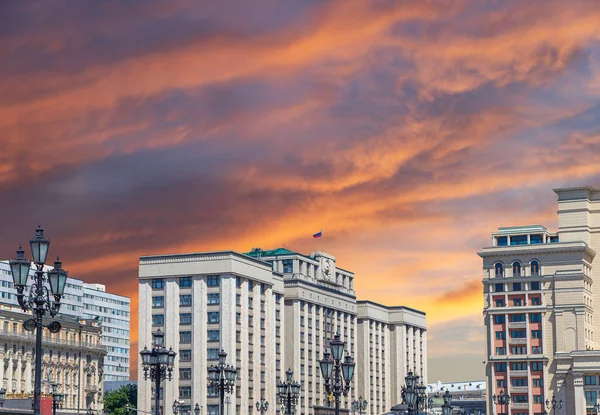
138,248,427,415
0,261,131,383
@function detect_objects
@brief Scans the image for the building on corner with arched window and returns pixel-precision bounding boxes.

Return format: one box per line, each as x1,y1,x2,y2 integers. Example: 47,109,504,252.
480,186,600,415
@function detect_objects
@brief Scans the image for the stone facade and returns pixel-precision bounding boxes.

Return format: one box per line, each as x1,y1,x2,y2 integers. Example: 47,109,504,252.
0,307,107,412
480,187,600,415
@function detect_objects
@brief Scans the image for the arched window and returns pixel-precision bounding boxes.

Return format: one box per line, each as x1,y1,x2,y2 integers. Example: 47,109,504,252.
531,260,540,276
495,263,504,278
513,262,521,277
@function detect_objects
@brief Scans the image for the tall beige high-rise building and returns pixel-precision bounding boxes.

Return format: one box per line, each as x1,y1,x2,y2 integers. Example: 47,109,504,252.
481,187,600,415
138,248,427,415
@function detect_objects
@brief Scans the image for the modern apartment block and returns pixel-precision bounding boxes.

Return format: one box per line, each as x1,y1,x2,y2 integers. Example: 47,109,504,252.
82,283,131,381
356,301,427,415
138,248,427,415
480,187,600,415
0,261,131,383
138,251,284,415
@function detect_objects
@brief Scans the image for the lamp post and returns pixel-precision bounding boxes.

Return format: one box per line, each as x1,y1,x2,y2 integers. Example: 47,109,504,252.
401,372,428,414
207,349,237,415
194,403,201,415
0,388,5,407
51,382,64,415
441,391,452,415
416,383,427,413
593,402,600,415
545,394,563,413
492,390,510,415
351,396,368,415
256,399,269,413
320,333,356,415
172,400,183,415
9,226,69,415
277,368,300,415
140,329,177,415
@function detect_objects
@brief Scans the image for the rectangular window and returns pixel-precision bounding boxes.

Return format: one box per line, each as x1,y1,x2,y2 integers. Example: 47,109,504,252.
513,298,522,306
531,281,540,290
495,347,506,355
152,279,165,290
179,350,192,361
282,260,293,273
495,283,504,292
531,329,542,338
207,276,220,287
248,297,253,308
532,378,544,387
586,390,598,406
531,362,543,371
494,315,506,324
179,368,192,380
510,235,528,245
495,299,505,307
236,294,241,305
495,363,506,372
585,375,597,385
152,296,164,308
207,348,219,360
510,330,526,338
512,283,522,291
531,346,543,354
531,297,541,305
152,315,164,326
495,331,506,340
260,283,267,295
179,386,191,398
530,313,542,323
236,277,242,288
509,314,526,322
180,295,192,307
208,293,220,304
510,362,527,370
208,312,220,323
180,331,192,343
207,330,220,341
179,277,193,288
180,313,192,325
497,236,508,246
530,234,542,244
496,379,507,388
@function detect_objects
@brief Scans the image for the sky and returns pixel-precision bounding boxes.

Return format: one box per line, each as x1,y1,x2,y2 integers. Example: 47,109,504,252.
2,0,600,384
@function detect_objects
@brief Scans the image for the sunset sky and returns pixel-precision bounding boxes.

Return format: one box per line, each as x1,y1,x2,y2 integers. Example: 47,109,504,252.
2,0,600,383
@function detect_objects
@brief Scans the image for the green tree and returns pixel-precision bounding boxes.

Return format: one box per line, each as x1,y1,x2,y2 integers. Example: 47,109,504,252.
104,384,137,415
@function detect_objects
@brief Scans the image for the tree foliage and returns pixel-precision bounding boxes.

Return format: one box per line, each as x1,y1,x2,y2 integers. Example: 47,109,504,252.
104,384,137,415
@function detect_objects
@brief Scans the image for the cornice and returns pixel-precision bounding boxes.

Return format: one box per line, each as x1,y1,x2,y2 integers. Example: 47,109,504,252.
478,241,596,259
140,250,272,268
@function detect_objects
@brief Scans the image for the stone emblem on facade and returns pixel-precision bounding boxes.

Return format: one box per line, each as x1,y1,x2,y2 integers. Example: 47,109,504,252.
319,257,336,284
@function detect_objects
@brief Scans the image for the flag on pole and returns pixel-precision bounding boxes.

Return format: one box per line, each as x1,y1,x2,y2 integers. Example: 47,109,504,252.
313,230,322,238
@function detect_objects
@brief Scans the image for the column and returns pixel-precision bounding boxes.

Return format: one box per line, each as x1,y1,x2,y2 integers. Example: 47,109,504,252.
192,276,208,413
138,281,153,414
239,279,249,412
264,287,276,415
572,375,584,415
164,278,180,415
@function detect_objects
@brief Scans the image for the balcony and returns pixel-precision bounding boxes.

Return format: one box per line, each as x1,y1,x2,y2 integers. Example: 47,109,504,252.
509,338,527,345
510,386,528,393
512,402,530,410
508,322,527,329
510,370,528,377
85,384,98,394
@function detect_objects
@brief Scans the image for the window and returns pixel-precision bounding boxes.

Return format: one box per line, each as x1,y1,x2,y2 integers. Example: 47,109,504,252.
495,283,504,292
531,297,541,305
207,330,220,341
531,281,540,290
510,330,526,338
496,379,507,388
180,331,192,343
531,346,543,354
510,362,527,370
208,348,219,360
510,346,526,355
180,313,192,325
585,375,597,385
531,260,540,276
532,378,544,387
496,347,506,355
495,299,505,307
512,378,528,386
512,395,528,403
152,315,164,326
208,312,220,323
586,390,598,406
495,263,504,278
531,330,542,338
530,313,542,323
282,260,293,273
152,296,164,308
531,362,543,371
513,262,521,277
530,234,542,244
179,277,193,288
509,314,526,322
179,386,191,398
179,368,192,380
207,276,220,287
180,295,192,307
497,236,508,246
236,277,242,288
511,235,528,245
152,279,165,289
495,331,506,340
248,297,253,308
512,282,522,291
513,298,522,306
495,363,506,372
494,315,506,324
208,293,220,304
179,350,192,361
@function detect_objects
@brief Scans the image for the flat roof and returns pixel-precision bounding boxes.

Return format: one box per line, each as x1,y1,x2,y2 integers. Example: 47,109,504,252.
356,300,426,316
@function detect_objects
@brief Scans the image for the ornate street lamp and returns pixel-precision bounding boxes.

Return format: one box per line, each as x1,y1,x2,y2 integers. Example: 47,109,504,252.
9,226,68,415
441,390,452,415
545,394,563,413
593,402,600,415
194,403,201,415
351,396,368,415
277,368,300,415
173,400,183,415
319,333,356,415
0,388,6,407
492,389,510,414
256,398,269,413
141,329,177,415
401,372,428,414
207,349,237,415
51,382,64,415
